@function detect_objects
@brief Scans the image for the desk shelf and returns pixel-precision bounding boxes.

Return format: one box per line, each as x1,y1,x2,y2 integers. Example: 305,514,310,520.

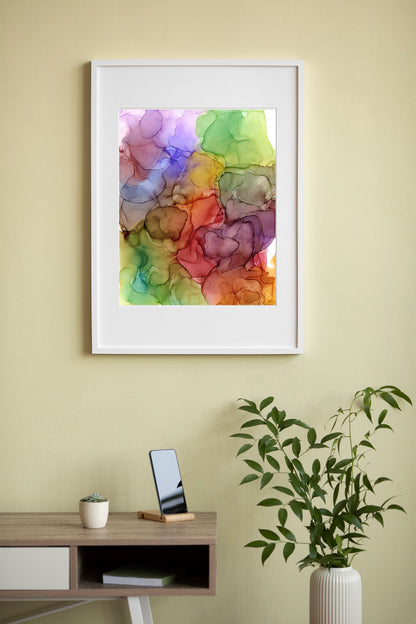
77,544,211,595
0,512,216,599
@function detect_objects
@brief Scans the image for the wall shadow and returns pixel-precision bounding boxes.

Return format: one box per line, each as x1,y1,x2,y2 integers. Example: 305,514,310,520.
81,62,92,355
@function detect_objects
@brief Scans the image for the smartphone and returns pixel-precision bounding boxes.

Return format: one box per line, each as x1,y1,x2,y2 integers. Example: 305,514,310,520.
149,449,188,515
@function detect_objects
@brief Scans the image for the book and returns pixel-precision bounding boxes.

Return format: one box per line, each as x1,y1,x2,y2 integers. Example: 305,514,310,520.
102,564,177,587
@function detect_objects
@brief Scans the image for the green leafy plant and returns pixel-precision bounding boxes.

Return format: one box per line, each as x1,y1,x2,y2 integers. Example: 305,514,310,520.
80,492,108,503
231,385,411,570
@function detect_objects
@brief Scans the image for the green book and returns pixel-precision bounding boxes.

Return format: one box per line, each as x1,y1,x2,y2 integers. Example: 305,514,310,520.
102,564,177,587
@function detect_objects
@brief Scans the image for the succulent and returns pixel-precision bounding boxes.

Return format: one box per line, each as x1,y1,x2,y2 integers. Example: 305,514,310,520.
80,492,108,503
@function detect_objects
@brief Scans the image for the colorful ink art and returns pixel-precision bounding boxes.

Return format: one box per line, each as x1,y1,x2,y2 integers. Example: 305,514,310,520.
119,109,276,305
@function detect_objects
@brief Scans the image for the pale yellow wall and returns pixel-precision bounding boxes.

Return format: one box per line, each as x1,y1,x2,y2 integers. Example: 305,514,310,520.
1,0,415,622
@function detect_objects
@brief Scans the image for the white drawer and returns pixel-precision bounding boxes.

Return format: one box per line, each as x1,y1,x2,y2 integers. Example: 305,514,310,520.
0,547,69,590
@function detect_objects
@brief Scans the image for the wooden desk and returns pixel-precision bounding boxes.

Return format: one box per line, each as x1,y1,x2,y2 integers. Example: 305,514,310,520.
0,512,216,624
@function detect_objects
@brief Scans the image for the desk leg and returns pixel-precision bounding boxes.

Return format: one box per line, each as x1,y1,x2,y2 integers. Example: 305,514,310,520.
126,597,154,624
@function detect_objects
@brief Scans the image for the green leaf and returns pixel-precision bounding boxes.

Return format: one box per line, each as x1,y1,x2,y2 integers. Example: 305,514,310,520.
272,486,294,496
381,386,412,405
259,529,280,541
348,493,359,513
244,459,263,473
292,459,305,475
285,456,294,471
335,535,344,554
240,474,259,485
241,419,264,428
373,512,384,526
260,396,274,411
258,438,267,461
230,433,254,439
309,474,320,488
374,477,392,485
363,473,374,493
268,406,279,423
387,504,406,513
312,507,323,523
288,473,304,496
360,440,376,450
333,482,340,504
322,529,336,549
309,544,318,558
280,418,301,431
276,410,286,425
378,409,388,425
310,523,324,544
292,438,301,457
245,540,267,548
262,543,275,565
345,466,353,493
321,432,343,444
312,459,321,475
307,428,317,446
238,398,258,408
283,542,295,561
236,444,253,456
326,457,336,470
258,498,283,507
333,499,347,515
239,405,260,415
260,472,273,489
332,516,345,532
289,500,304,520
312,486,327,501
376,424,394,432
357,505,382,515
266,455,281,472
264,437,278,450
363,406,372,421
277,526,296,541
265,421,278,436
380,392,400,409
344,532,368,541
363,392,372,408
342,513,363,530
278,508,288,526
335,458,353,470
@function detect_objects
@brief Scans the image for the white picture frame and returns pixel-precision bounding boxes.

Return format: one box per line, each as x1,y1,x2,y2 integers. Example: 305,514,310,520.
91,60,303,354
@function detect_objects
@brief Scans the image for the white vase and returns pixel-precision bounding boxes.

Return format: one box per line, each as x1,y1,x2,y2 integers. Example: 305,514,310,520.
310,566,362,624
79,500,109,528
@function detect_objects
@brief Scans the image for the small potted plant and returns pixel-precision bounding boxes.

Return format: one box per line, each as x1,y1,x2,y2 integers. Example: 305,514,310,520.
231,385,412,624
79,492,109,529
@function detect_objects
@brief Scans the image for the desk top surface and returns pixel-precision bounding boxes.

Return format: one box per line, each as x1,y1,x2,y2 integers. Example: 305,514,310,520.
0,512,216,546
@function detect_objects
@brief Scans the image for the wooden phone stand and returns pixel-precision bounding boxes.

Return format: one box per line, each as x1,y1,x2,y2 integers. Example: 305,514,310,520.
137,510,195,523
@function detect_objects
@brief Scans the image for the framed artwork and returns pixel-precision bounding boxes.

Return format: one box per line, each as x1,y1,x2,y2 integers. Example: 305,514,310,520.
91,60,303,354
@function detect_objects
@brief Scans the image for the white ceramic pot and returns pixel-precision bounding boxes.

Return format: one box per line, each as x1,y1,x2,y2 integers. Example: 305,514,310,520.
310,566,362,624
79,500,109,528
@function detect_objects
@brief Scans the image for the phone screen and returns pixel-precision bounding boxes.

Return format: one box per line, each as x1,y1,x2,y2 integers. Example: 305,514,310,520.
149,449,188,515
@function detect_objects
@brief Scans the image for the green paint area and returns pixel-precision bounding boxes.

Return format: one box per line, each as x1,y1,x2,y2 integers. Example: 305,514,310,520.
195,110,275,169
120,230,207,305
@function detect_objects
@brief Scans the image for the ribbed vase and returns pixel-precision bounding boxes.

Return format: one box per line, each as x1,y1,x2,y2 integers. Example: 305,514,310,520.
310,567,362,624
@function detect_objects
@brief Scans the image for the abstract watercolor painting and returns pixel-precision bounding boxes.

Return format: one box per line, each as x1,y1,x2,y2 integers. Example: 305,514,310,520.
119,109,276,306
